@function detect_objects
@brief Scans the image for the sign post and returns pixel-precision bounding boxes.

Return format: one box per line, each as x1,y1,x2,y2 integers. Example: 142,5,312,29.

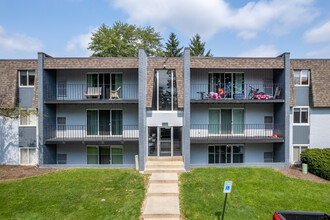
222,181,232,220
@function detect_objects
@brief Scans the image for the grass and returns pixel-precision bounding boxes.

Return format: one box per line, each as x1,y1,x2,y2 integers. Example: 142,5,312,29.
180,167,330,220
0,169,146,220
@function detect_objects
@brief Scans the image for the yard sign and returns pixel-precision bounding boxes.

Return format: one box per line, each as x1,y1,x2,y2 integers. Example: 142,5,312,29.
223,181,232,193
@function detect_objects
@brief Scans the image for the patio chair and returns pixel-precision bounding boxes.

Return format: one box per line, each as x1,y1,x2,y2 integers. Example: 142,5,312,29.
273,86,281,99
111,86,121,99
84,87,102,99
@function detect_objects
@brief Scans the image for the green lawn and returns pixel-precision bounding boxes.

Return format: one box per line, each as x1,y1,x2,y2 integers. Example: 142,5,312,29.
0,169,146,220
180,167,330,220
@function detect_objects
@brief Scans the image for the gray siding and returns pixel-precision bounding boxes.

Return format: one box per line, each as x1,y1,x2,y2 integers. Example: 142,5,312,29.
292,126,310,144
19,88,34,108
0,116,19,165
19,127,36,147
310,108,330,148
295,86,309,106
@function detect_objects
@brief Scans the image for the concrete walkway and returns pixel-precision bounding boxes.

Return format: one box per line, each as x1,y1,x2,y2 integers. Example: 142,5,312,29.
142,158,185,220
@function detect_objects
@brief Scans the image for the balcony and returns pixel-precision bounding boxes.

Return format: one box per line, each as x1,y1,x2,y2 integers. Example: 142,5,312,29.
45,125,139,144
190,83,284,104
44,83,138,104
190,124,284,143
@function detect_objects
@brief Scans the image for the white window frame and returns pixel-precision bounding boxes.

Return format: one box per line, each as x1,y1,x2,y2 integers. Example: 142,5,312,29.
19,108,37,127
292,106,309,125
292,145,309,163
20,147,37,165
18,70,35,87
294,70,310,86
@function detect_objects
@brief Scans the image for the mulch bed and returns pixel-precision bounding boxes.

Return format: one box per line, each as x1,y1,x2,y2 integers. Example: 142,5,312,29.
276,165,329,184
0,165,59,181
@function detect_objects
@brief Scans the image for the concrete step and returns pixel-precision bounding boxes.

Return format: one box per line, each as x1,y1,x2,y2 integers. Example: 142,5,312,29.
143,196,180,218
144,217,180,220
144,168,185,174
146,161,184,166
146,164,184,169
149,173,178,184
143,215,181,218
147,183,179,196
147,157,183,162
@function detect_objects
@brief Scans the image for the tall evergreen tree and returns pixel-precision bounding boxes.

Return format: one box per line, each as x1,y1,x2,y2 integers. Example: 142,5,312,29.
164,32,183,57
189,34,213,57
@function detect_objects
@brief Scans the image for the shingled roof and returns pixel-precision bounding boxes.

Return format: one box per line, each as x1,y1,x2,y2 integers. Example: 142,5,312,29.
290,59,330,107
0,60,38,108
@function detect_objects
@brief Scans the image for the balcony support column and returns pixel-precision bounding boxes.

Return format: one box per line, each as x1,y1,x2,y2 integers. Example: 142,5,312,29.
183,48,191,171
138,48,147,171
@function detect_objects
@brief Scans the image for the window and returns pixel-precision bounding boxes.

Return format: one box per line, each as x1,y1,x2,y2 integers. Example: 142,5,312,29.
87,146,123,164
57,154,67,164
208,145,244,164
19,70,35,87
152,70,178,111
293,107,309,124
57,117,66,131
294,70,309,86
264,152,273,163
19,108,37,126
20,148,36,165
293,145,308,162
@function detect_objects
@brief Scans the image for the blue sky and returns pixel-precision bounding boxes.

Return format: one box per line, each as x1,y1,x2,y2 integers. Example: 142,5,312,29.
1,0,330,59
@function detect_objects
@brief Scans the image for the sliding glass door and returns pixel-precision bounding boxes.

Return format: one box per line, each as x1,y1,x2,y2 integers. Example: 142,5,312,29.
221,109,232,135
233,109,244,135
87,110,98,135
209,109,220,135
87,110,122,136
111,110,122,135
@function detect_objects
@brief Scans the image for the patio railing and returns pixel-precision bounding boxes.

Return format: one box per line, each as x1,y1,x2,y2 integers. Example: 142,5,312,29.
45,83,138,101
190,124,283,139
191,83,283,100
45,124,139,141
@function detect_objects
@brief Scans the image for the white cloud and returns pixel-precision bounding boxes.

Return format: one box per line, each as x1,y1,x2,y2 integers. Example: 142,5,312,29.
304,20,330,43
239,45,279,57
306,45,330,57
112,0,318,40
0,25,43,52
65,27,97,55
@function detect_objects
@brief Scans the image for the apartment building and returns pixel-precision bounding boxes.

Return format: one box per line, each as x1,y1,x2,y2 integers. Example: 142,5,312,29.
0,48,329,171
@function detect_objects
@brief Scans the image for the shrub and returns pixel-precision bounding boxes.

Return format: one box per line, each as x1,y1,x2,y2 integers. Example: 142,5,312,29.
300,148,330,180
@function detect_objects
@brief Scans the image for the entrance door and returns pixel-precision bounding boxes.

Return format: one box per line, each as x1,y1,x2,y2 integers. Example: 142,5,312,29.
159,128,171,156
147,127,182,157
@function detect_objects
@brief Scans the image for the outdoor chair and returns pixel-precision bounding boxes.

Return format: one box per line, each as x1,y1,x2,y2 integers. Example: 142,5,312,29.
84,87,102,99
111,86,121,99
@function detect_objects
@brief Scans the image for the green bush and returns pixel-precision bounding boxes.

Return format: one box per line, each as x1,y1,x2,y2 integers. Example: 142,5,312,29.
301,148,330,180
